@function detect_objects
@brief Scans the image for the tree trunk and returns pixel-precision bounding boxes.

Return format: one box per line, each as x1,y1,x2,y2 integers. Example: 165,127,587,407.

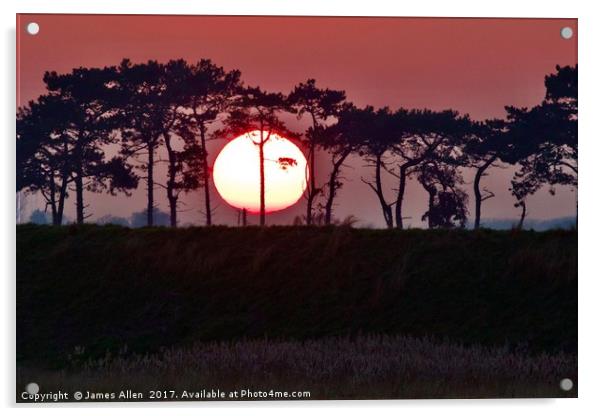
147,142,155,227
168,199,177,227
55,141,70,225
306,142,317,225
47,180,59,225
473,178,482,230
56,176,68,226
242,208,247,226
517,201,526,230
74,168,84,225
324,149,351,225
54,203,62,226
373,154,393,228
306,191,314,225
427,189,436,229
259,138,266,226
417,174,437,229
72,139,86,225
164,133,178,228
473,155,496,229
394,158,424,229
200,126,212,226
394,165,408,229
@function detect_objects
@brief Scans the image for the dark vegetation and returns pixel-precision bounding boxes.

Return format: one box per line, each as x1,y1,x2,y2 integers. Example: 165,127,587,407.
17,224,577,369
17,335,577,400
17,61,577,229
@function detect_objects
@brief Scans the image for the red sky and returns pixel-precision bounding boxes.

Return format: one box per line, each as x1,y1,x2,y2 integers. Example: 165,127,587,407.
16,15,577,227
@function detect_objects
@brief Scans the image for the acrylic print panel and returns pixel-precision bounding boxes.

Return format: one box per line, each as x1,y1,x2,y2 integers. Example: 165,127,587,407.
16,14,577,402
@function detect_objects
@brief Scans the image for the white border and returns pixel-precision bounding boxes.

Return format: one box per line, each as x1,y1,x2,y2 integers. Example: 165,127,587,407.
3,1,601,415
8,0,582,18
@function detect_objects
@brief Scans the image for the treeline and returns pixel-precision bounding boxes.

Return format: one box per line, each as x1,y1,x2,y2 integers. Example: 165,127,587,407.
16,59,577,229
26,208,172,228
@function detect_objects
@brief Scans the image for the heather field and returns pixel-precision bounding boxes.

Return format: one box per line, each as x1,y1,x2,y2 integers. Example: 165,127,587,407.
17,335,577,400
16,225,577,400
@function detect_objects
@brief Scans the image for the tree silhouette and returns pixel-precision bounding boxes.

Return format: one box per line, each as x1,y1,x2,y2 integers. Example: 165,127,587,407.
504,65,577,227
505,105,576,228
43,66,137,224
509,169,539,229
116,59,182,226
16,58,576,230
545,65,577,181
546,65,577,107
320,104,367,225
356,107,404,228
184,60,241,225
465,119,509,229
288,79,347,225
357,108,469,229
152,60,207,227
165,122,206,227
417,161,468,228
506,105,577,187
391,109,470,229
220,86,295,226
17,95,74,225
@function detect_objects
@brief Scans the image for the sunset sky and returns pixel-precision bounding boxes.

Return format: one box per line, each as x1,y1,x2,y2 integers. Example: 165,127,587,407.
16,15,577,227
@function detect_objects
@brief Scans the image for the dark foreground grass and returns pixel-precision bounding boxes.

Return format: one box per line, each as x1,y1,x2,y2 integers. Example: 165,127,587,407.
17,224,577,370
17,335,576,401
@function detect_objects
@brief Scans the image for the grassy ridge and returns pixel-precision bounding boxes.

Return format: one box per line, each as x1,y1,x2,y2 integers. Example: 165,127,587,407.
16,224,577,366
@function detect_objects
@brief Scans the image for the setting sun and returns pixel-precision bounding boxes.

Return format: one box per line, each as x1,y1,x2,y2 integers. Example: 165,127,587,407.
213,131,308,213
